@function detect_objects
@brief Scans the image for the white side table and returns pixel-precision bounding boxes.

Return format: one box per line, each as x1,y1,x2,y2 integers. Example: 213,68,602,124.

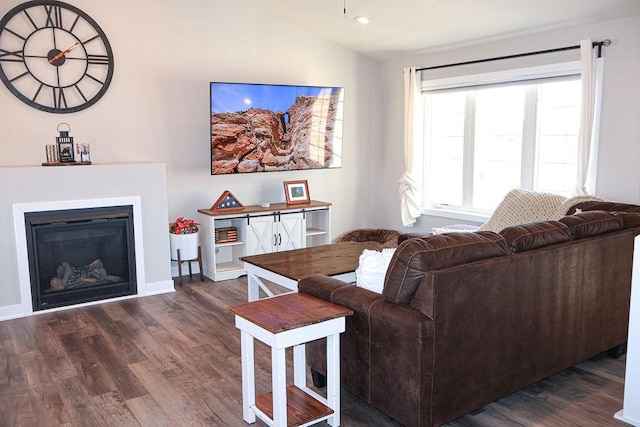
229,293,352,427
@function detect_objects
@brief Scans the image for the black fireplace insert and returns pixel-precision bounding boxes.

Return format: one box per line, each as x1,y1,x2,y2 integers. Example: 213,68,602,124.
25,206,137,311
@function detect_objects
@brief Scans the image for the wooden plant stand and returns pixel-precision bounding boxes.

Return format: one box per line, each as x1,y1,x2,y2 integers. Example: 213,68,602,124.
174,246,203,286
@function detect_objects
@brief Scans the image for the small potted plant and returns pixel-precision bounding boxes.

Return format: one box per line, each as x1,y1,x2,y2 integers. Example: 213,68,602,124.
169,217,200,260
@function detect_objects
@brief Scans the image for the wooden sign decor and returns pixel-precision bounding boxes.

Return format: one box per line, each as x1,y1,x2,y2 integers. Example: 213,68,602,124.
211,190,244,212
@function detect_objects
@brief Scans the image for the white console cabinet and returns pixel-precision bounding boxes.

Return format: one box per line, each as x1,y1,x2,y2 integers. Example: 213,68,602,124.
198,201,331,282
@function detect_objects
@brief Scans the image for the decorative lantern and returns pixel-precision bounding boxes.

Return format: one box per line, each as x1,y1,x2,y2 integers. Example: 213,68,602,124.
56,123,75,162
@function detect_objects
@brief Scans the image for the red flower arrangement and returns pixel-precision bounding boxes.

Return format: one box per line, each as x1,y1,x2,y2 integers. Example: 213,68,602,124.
169,217,199,235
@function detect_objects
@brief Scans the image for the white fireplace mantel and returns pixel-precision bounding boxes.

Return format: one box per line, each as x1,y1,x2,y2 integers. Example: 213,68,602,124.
1,162,174,320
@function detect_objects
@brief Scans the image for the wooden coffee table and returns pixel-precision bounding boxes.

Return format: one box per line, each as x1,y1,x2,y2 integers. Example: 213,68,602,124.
241,241,382,301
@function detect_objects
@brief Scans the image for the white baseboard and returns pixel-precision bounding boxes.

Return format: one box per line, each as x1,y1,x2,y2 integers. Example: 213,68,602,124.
145,279,176,296
0,279,175,322
0,304,25,322
614,409,640,426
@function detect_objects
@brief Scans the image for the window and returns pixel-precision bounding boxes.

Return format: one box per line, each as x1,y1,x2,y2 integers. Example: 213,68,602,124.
420,65,581,215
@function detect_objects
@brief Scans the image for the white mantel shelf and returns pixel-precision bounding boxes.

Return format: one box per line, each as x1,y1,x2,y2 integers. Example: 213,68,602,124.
1,162,174,321
0,160,161,169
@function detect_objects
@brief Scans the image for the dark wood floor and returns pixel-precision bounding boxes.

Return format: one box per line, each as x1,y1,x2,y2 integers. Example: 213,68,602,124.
0,275,629,426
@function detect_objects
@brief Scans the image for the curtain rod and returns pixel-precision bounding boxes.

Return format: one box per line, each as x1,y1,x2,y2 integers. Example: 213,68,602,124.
417,39,611,72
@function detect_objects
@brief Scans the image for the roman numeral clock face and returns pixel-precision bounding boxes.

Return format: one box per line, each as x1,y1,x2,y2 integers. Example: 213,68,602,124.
0,1,114,113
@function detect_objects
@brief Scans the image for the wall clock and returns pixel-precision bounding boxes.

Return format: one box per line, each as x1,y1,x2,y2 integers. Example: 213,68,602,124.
0,1,114,113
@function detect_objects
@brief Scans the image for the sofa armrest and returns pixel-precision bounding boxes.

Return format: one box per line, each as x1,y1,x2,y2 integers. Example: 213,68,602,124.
298,275,434,426
297,274,386,377
298,274,384,310
298,274,433,338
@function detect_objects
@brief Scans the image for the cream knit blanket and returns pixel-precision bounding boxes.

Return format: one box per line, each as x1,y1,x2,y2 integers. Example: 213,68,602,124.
478,189,605,233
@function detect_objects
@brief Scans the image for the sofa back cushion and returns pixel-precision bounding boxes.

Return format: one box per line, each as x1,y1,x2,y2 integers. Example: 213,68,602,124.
566,200,640,215
383,232,509,305
614,212,640,229
558,211,623,239
499,221,572,254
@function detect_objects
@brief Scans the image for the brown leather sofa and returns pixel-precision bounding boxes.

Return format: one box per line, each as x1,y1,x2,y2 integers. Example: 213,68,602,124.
299,202,640,427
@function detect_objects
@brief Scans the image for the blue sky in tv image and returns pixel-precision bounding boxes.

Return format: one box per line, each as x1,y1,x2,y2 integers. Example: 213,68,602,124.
210,82,343,114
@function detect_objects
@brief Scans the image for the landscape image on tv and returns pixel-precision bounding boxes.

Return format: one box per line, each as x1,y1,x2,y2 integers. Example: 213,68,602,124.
210,82,344,175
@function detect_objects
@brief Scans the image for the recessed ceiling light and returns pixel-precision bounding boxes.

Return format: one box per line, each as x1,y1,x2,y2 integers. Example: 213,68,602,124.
354,16,370,25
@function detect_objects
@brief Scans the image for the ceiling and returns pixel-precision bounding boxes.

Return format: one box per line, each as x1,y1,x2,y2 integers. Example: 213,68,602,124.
240,0,640,61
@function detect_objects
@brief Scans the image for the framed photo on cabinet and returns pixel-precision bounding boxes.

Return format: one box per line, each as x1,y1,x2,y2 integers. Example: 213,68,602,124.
284,180,310,205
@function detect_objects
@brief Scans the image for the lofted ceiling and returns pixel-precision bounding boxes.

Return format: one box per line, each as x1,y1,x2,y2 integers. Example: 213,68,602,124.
240,0,640,61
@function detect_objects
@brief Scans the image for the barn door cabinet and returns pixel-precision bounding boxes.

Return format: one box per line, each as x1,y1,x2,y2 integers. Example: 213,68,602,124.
245,212,304,255
198,201,331,282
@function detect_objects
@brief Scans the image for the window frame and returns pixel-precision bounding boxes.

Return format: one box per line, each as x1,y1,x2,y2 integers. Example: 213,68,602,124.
417,61,581,220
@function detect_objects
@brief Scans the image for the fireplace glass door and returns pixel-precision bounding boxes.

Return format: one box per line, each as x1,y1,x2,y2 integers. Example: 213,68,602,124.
25,206,137,311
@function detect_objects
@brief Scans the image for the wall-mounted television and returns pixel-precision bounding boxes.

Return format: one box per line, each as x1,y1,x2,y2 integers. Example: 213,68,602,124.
210,82,344,175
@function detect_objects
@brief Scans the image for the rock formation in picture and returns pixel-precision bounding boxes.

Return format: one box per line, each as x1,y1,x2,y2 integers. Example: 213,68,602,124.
211,91,341,174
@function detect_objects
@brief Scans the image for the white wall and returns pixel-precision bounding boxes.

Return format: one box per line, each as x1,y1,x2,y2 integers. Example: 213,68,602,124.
378,15,640,232
0,0,381,241
6,1,638,249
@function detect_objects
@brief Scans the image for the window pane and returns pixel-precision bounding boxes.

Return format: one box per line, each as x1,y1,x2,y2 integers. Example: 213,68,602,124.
535,80,580,196
423,92,465,206
473,86,524,210
536,162,577,194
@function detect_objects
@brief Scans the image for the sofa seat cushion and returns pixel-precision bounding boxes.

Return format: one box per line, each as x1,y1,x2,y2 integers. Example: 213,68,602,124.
559,211,624,239
383,232,509,305
499,221,572,254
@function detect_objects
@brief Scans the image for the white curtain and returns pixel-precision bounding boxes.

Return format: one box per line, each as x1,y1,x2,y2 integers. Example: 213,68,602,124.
398,67,422,227
576,39,604,195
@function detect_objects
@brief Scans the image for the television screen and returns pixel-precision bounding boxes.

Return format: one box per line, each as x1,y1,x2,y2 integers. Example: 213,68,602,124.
210,82,344,175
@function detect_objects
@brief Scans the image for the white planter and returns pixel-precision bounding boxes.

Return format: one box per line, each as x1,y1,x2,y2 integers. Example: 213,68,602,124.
170,232,199,260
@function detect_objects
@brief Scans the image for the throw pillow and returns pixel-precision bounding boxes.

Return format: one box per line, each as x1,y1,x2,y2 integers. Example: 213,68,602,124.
355,248,396,294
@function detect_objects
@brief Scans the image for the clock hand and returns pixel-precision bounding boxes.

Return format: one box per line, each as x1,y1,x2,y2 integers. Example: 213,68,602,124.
48,40,82,64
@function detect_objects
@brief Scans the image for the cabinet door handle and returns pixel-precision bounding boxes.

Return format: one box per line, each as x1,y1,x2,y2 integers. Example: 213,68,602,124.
274,234,278,247
278,234,282,246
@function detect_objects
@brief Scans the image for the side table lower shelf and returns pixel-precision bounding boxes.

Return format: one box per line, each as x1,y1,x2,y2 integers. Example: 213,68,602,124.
255,385,333,425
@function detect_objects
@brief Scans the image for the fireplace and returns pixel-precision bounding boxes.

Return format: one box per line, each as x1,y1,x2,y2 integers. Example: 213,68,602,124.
25,205,137,311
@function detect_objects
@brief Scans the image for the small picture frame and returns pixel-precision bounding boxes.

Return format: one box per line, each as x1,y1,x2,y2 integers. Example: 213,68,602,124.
284,180,310,205
57,142,74,162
